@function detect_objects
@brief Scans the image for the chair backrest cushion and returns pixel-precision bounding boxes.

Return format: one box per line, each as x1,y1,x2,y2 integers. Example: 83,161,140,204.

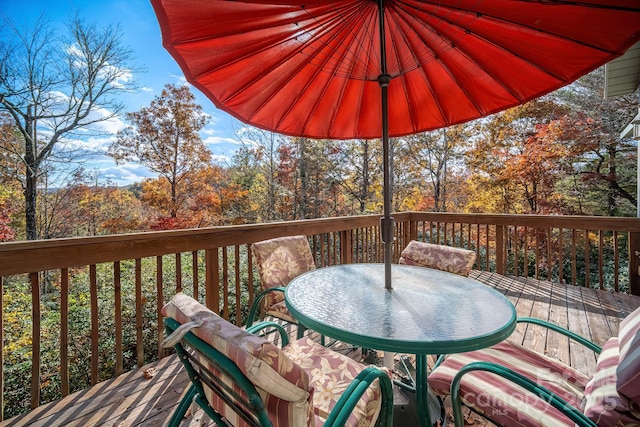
583,337,640,426
399,240,476,276
162,293,314,427
616,305,640,408
252,235,316,307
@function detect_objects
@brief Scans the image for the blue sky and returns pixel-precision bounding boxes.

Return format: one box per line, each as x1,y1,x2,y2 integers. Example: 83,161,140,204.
2,0,244,186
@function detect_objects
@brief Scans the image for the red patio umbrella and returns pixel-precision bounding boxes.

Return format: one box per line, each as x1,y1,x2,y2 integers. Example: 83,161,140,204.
151,0,640,289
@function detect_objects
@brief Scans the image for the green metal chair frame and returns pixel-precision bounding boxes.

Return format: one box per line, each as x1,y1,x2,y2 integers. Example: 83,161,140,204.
246,287,307,339
445,317,602,427
164,318,394,427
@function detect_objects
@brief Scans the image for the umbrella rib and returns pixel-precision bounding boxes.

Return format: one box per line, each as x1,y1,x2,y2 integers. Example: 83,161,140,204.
303,11,371,136
239,0,380,136
383,10,426,130
394,0,625,100
392,4,519,115
253,1,375,133
297,0,382,80
404,0,640,55
214,2,361,110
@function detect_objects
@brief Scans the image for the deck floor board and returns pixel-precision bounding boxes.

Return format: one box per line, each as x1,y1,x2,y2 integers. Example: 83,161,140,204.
3,272,639,427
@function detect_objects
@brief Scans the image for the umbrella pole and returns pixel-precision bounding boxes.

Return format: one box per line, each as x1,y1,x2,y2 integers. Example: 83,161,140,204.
378,0,393,290
379,74,393,291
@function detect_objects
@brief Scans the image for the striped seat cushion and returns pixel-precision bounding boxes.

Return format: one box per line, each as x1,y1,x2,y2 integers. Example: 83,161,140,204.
429,341,590,427
398,240,476,276
583,337,640,426
617,306,640,409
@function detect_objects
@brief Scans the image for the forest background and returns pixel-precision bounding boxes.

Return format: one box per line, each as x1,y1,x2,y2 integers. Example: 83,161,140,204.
1,69,639,242
1,12,639,420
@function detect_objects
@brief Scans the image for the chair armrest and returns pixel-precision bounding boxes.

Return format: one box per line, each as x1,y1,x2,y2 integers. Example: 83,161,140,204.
246,287,287,327
324,367,393,427
246,321,290,347
517,317,601,354
450,361,597,427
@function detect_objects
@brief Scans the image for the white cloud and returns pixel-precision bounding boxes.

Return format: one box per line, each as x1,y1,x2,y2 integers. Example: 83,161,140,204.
99,162,155,186
93,108,126,134
203,135,239,146
67,43,134,91
170,74,188,86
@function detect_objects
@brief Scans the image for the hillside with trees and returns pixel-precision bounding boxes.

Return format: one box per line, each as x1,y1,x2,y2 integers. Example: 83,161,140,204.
3,68,636,241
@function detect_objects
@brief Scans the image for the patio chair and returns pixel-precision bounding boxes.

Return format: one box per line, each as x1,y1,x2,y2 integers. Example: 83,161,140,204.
428,306,640,427
247,235,315,339
161,293,393,427
398,240,476,276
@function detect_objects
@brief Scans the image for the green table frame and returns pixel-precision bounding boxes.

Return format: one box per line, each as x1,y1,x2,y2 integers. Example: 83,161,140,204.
285,263,517,427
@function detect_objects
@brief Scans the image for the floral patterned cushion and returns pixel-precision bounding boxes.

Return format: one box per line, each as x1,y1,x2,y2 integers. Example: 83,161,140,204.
583,337,640,426
161,293,314,427
162,293,384,427
399,240,477,276
252,235,316,309
617,306,640,408
283,337,385,427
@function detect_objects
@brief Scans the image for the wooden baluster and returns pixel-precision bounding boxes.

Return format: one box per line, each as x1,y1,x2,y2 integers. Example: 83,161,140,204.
30,272,40,409
60,268,69,396
90,265,99,384
222,248,229,319
156,256,164,359
192,251,199,300
135,259,144,368
524,227,529,277
613,232,619,292
547,228,552,281
235,245,241,325
558,229,564,284
175,253,182,293
206,248,220,314
114,261,123,376
598,231,604,290
496,225,505,275
629,231,640,296
247,244,254,312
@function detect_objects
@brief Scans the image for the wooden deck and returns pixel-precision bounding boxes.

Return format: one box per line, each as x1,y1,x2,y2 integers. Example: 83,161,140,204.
3,272,639,427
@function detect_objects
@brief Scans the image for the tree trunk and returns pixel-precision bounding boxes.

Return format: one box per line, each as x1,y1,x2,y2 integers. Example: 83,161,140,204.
24,108,38,240
24,171,38,240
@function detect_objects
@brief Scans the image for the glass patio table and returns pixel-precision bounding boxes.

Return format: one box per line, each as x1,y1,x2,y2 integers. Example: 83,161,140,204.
285,263,517,427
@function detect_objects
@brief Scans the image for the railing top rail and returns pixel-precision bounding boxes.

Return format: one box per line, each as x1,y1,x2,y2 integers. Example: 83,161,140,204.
406,212,640,231
0,215,383,276
2,211,638,276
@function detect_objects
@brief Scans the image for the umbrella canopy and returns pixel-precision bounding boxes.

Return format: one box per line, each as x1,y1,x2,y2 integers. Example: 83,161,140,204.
151,0,640,288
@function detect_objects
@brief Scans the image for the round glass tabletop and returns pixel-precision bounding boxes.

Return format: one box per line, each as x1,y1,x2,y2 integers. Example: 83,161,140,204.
285,263,517,354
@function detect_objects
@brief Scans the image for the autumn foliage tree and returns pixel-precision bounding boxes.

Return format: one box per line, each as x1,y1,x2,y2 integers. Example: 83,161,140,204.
0,15,137,239
553,70,638,216
465,99,571,214
108,84,211,223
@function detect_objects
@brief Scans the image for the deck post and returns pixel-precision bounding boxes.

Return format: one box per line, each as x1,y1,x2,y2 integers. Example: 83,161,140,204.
629,232,640,295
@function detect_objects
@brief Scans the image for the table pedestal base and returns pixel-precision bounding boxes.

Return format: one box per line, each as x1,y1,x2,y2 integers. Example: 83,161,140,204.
393,384,444,427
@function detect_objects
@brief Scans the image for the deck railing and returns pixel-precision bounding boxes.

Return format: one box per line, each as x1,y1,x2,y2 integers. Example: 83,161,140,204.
1,212,639,420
